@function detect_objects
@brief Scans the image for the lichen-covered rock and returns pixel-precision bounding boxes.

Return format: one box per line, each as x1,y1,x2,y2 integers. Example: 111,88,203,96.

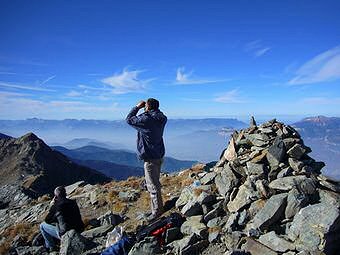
250,193,287,231
215,164,239,197
242,237,278,255
287,201,340,254
258,231,295,252
60,230,93,255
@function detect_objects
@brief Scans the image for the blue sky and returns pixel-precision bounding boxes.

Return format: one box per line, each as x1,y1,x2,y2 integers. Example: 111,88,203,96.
0,0,339,120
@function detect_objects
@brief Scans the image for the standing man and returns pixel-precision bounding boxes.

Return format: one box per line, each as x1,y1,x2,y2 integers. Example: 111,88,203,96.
126,98,167,221
40,186,84,251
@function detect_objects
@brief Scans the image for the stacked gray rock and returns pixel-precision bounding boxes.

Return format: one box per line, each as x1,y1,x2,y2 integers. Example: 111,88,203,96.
172,118,340,255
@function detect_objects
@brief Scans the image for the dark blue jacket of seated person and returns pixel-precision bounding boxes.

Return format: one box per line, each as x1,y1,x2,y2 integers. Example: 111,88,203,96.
126,106,167,160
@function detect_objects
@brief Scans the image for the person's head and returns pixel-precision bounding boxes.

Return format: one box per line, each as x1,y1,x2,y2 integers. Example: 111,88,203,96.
145,98,159,111
54,186,66,200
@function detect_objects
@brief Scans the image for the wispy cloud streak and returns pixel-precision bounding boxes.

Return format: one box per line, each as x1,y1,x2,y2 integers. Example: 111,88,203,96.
40,75,56,85
101,68,154,94
288,45,340,85
214,89,245,103
0,81,56,92
245,40,271,58
175,67,225,85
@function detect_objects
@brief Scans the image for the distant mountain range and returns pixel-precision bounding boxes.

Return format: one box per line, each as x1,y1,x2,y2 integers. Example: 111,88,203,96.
0,133,110,196
52,145,197,174
0,118,247,162
1,116,339,179
293,116,340,179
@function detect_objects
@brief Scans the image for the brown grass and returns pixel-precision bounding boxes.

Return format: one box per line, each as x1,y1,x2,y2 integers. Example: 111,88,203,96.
208,226,222,233
119,176,142,190
107,190,119,203
0,242,10,255
193,188,205,197
181,178,194,187
37,194,51,203
0,222,39,254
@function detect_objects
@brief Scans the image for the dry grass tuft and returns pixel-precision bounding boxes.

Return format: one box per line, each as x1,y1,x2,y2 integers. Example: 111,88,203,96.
37,194,51,203
0,242,10,255
181,178,194,187
0,222,39,254
3,222,38,241
190,163,205,172
193,188,205,197
112,200,127,213
107,190,119,203
208,226,222,233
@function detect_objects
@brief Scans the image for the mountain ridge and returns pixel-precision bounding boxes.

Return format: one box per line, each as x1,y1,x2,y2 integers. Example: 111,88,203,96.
0,132,110,197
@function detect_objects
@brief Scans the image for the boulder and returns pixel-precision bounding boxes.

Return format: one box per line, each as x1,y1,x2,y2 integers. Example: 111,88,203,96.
207,216,228,228
287,201,340,254
227,181,257,213
287,144,307,160
65,181,85,196
181,215,207,238
82,225,114,238
60,230,93,255
215,164,239,197
242,237,278,255
15,246,47,255
200,172,217,185
97,211,123,226
128,236,161,255
288,158,304,172
176,187,194,208
266,137,286,168
269,175,308,191
258,231,295,252
221,231,243,250
246,162,265,177
285,188,309,219
250,193,287,231
181,200,202,217
170,233,198,255
165,227,182,244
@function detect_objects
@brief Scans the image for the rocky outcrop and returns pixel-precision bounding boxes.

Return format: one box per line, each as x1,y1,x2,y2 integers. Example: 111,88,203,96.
172,118,340,255
1,118,340,255
0,133,110,197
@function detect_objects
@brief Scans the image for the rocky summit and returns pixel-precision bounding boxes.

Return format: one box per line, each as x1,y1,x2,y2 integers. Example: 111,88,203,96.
0,119,340,255
0,132,110,205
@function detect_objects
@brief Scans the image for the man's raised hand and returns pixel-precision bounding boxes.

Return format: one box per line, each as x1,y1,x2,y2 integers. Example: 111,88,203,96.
136,100,146,109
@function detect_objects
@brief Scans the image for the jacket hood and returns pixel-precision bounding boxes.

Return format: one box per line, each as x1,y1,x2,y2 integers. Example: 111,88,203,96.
148,110,167,123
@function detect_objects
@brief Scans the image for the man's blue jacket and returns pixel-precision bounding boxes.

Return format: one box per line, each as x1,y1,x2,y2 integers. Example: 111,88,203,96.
126,106,167,160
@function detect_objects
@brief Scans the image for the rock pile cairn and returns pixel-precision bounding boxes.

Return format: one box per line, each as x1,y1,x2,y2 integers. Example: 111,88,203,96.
174,118,340,255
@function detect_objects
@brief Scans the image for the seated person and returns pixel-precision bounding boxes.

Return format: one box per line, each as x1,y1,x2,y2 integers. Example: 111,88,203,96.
40,186,84,251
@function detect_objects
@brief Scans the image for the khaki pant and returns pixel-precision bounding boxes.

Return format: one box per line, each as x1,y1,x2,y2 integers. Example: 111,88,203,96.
144,159,163,215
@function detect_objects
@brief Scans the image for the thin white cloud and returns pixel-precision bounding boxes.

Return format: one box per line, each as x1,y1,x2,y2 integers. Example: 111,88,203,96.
0,91,27,97
40,75,56,85
101,68,154,94
0,81,56,92
175,67,225,85
288,45,340,85
65,90,82,97
0,93,119,119
301,97,340,105
245,40,271,58
214,89,245,103
78,84,111,91
254,47,271,57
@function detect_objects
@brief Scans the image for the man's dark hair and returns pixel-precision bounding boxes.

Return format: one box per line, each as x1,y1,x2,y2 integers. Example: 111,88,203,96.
54,186,66,198
147,98,159,110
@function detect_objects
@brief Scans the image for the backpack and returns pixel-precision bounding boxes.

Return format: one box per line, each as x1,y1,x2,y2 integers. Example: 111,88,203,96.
135,213,184,242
